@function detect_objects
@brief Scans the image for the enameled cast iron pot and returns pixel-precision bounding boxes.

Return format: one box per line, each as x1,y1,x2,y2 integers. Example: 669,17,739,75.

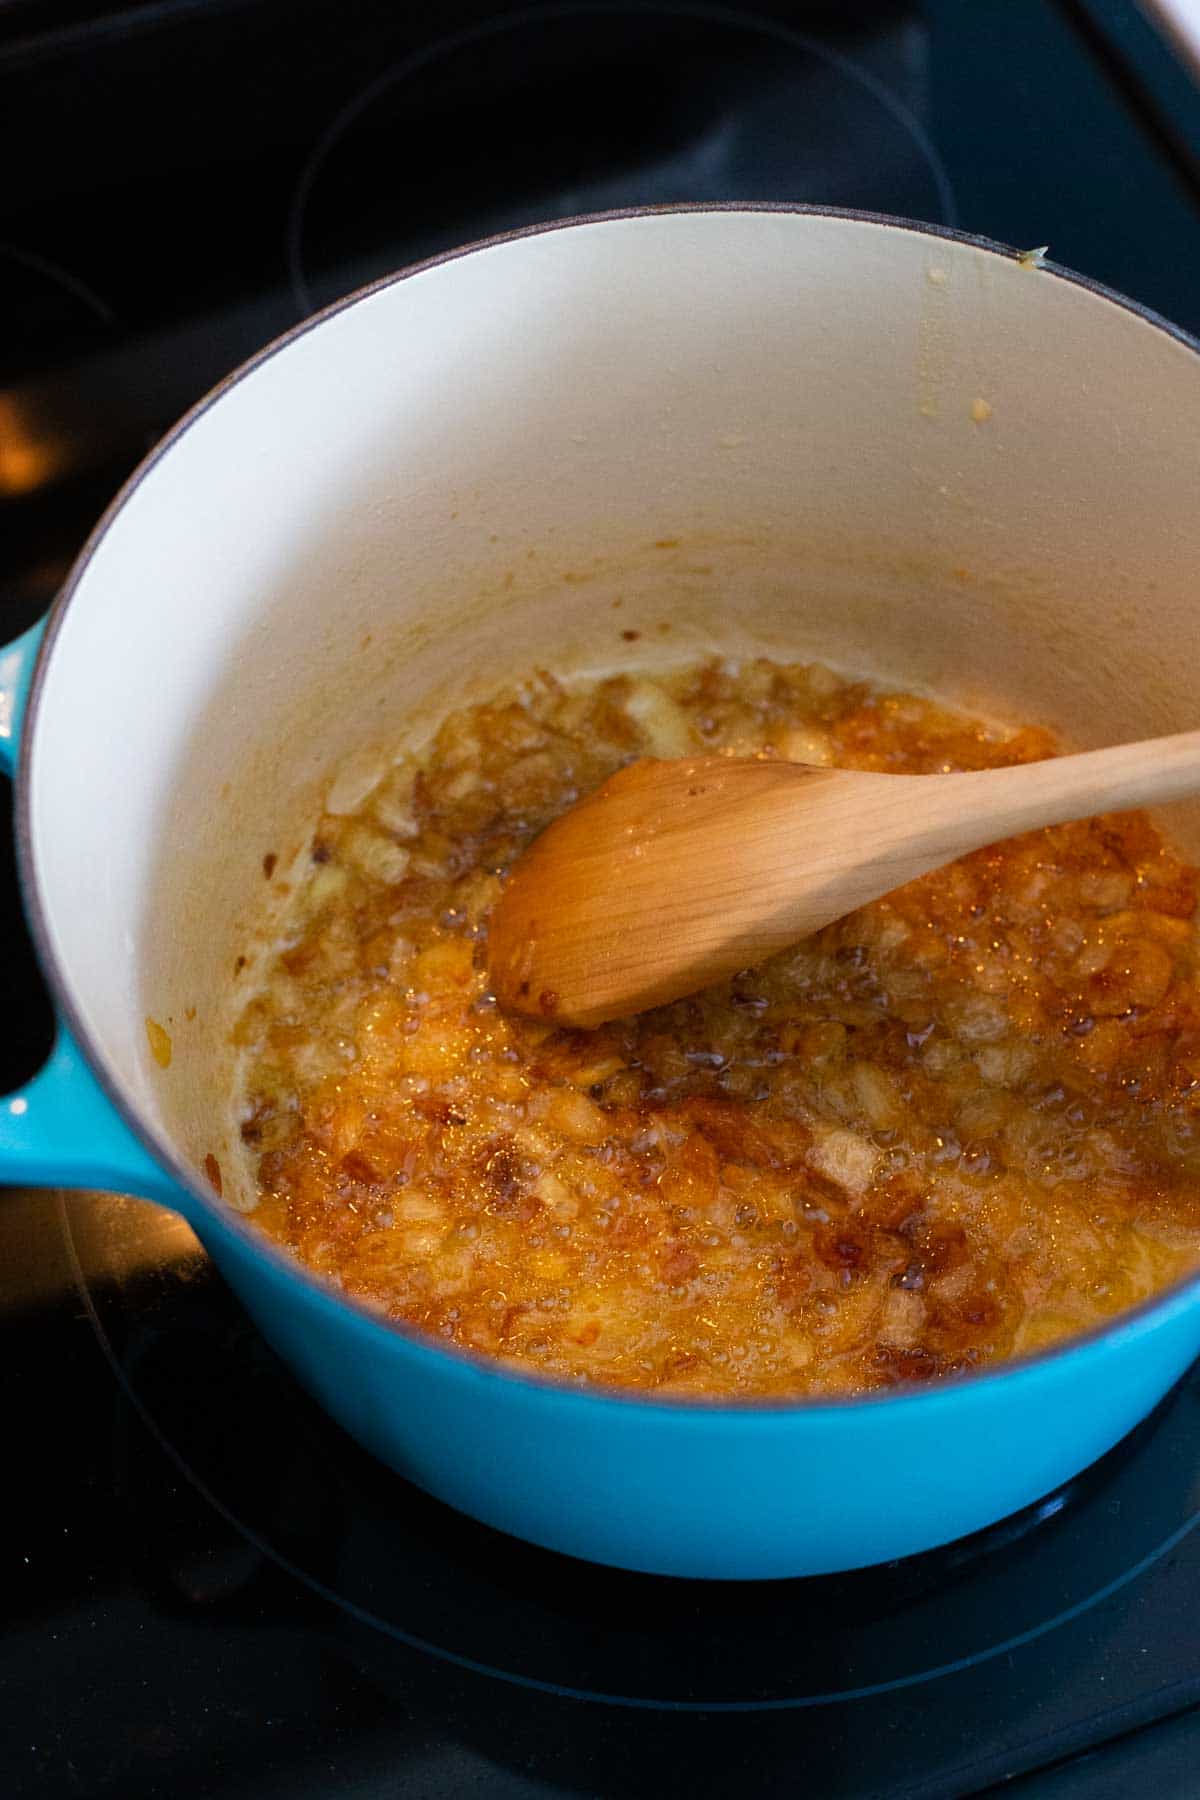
4,208,1200,1580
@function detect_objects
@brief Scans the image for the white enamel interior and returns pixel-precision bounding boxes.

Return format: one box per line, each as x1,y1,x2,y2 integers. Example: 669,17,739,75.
25,210,1200,1195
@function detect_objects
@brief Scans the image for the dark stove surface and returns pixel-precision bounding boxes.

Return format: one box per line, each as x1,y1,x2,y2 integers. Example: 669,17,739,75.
3,3,1200,1796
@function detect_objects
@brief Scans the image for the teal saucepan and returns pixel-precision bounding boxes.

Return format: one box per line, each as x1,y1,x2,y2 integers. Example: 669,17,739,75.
4,209,1200,1578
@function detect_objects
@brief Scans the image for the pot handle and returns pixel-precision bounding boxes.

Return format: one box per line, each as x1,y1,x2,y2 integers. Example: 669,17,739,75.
0,1026,188,1209
1,616,193,1213
0,614,46,777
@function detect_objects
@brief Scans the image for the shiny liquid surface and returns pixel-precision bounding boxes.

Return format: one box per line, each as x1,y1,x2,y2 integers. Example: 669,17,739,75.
231,657,1200,1397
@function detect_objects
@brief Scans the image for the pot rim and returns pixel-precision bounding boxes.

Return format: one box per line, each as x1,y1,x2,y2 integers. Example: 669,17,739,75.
18,201,1200,1423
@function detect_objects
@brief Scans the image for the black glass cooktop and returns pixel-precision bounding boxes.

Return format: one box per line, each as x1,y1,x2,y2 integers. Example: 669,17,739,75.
3,3,1200,1796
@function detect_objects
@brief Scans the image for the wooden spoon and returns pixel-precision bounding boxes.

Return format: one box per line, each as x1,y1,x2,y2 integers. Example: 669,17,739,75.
487,732,1200,1028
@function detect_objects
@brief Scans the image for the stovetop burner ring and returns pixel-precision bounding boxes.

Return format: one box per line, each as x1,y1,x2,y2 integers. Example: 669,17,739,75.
0,240,115,327
285,0,958,317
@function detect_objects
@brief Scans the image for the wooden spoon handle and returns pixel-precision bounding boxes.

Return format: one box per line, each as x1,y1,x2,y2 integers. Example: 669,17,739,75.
763,730,1200,945
927,728,1200,853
